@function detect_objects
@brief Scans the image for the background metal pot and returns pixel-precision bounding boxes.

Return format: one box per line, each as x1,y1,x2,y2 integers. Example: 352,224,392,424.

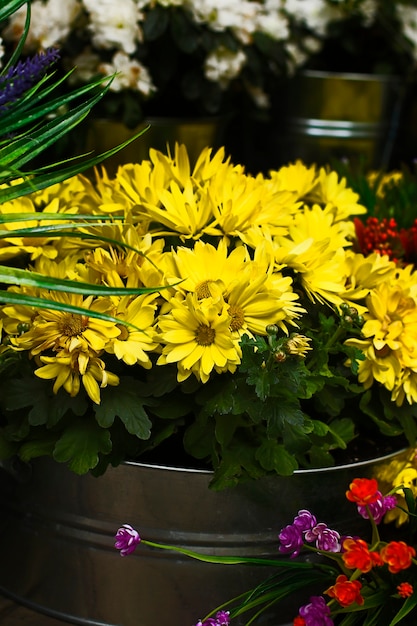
0,449,407,626
278,70,404,169
86,117,227,176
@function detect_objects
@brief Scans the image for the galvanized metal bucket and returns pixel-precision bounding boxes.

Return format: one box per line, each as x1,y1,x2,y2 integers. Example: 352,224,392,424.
0,449,407,626
277,70,404,169
86,117,226,176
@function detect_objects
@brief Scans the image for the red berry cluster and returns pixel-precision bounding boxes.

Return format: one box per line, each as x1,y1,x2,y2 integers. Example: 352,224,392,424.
354,216,417,265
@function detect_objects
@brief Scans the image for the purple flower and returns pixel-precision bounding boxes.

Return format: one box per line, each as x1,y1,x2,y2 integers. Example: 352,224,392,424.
357,493,397,524
114,524,141,556
195,610,230,625
0,49,60,111
304,523,341,552
298,595,334,626
278,523,304,557
293,509,317,532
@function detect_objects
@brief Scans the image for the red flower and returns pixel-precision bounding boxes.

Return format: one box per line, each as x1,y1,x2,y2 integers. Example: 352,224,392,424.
342,538,383,573
325,574,364,607
380,541,416,574
293,617,306,626
346,478,380,506
397,582,414,598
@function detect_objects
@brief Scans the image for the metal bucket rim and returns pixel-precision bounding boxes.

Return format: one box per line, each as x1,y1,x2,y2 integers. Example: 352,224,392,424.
125,447,408,476
300,69,400,83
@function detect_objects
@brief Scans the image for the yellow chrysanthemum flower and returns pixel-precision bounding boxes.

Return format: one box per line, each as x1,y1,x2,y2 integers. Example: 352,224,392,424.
342,251,397,306
81,231,165,290
143,178,215,240
346,274,417,404
312,168,367,222
226,255,303,336
106,294,159,367
157,293,241,383
11,293,120,357
35,350,119,404
274,206,350,306
367,171,403,199
374,448,417,526
0,196,61,261
266,160,318,200
283,333,311,358
161,238,248,297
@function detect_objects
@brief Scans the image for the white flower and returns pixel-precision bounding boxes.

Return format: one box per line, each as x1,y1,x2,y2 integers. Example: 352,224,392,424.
285,43,312,74
357,0,378,27
282,0,343,37
82,0,142,54
3,0,80,50
66,48,102,84
186,0,259,44
396,5,417,61
244,83,270,109
204,46,246,87
255,11,289,42
98,51,156,96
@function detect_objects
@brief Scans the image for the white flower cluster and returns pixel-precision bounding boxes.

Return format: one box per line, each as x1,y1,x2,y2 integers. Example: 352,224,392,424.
397,5,417,62
0,0,328,100
1,0,415,104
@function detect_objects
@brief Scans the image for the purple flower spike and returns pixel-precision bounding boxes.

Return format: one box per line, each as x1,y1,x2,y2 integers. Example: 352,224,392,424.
293,509,317,531
114,524,141,556
278,524,304,557
298,595,334,626
305,523,341,553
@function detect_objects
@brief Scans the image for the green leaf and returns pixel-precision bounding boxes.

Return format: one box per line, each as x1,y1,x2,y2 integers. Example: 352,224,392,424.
265,399,305,437
171,9,200,53
95,379,153,439
143,5,170,39
327,418,356,448
215,413,240,447
0,375,88,427
312,420,330,437
255,440,298,475
18,437,56,462
388,595,417,625
307,445,335,468
183,413,214,459
53,419,112,474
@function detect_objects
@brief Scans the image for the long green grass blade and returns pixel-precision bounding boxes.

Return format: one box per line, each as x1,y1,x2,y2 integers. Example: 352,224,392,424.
0,213,125,224
0,73,113,138
0,126,150,203
0,289,144,328
0,227,153,260
0,267,159,296
0,0,28,22
1,0,30,73
0,94,105,169
388,595,417,625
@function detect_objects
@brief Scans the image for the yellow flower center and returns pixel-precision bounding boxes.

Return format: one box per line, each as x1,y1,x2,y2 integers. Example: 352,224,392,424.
195,281,213,299
228,304,245,332
375,345,391,358
195,324,215,346
116,324,130,341
59,314,88,337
